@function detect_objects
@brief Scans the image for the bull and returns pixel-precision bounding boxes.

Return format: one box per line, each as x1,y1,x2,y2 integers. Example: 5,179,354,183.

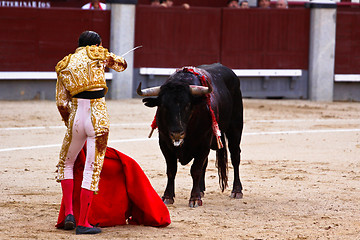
137,63,243,207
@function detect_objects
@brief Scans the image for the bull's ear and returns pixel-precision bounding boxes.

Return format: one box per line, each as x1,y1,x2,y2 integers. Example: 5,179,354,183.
142,97,159,107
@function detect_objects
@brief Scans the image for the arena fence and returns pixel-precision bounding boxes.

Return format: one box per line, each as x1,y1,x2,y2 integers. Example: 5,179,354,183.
0,3,359,100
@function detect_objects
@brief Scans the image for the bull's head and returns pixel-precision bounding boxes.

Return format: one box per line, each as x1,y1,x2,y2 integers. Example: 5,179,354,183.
137,74,212,147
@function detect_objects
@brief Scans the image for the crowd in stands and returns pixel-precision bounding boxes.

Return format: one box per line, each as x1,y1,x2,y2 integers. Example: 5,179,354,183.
227,0,288,8
150,0,190,8
81,0,289,9
149,0,289,9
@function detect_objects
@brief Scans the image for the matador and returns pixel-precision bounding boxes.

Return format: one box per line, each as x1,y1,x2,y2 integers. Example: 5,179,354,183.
55,31,127,235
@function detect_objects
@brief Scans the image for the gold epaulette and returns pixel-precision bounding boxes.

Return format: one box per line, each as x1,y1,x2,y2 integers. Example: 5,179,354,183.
55,54,72,73
86,45,108,60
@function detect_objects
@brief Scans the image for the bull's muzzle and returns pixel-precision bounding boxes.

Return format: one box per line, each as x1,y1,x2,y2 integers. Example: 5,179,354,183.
170,131,185,147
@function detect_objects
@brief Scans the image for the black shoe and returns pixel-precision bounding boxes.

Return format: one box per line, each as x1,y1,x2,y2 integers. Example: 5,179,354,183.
76,226,102,235
64,214,76,230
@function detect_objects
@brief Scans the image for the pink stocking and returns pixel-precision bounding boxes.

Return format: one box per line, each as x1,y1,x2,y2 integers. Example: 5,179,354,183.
78,188,94,228
61,179,74,216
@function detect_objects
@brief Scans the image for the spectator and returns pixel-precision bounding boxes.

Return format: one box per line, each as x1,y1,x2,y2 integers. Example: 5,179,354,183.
161,0,190,9
258,0,271,8
227,0,240,8
160,0,173,7
239,0,250,8
276,0,288,8
150,0,161,6
82,0,106,10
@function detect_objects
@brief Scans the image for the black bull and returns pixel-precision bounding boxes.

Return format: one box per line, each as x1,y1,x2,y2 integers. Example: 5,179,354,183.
137,63,243,207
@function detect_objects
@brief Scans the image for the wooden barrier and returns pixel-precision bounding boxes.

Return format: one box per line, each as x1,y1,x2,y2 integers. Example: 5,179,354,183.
134,6,221,68
1,5,359,75
0,7,110,71
1,3,360,101
220,8,310,69
134,6,310,70
335,6,360,75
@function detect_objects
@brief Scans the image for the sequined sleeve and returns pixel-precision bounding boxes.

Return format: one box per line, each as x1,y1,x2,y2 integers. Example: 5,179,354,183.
55,76,71,126
106,52,127,72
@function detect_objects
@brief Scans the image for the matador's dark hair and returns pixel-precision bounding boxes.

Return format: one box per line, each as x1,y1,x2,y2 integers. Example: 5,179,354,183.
78,30,102,47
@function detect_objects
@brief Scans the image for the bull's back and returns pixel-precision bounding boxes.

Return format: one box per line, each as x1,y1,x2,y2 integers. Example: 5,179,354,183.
198,63,240,95
198,63,242,133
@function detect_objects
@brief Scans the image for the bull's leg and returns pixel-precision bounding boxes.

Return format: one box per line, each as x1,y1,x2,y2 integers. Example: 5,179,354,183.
189,161,203,208
226,88,244,199
189,151,209,207
160,142,178,204
199,157,208,197
163,160,177,204
226,128,243,199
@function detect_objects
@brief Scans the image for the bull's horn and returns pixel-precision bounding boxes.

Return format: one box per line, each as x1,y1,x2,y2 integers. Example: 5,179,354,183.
189,84,213,95
136,82,161,96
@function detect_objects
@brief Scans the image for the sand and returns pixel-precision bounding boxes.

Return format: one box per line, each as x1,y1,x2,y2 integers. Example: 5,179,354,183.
0,99,359,239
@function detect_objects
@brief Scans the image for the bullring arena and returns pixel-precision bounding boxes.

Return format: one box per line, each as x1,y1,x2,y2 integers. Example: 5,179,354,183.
0,98,359,239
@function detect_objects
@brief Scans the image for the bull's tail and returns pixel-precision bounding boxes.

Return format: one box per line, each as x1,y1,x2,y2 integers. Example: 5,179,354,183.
216,134,228,192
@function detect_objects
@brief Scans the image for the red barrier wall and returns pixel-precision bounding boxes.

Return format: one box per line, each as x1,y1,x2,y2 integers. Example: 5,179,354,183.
0,7,110,71
335,7,360,74
134,6,222,68
221,8,310,69
135,6,310,69
1,5,360,74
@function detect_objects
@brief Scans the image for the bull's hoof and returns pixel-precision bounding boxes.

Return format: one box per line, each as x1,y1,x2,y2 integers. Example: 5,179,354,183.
230,191,243,199
162,196,174,205
189,199,203,208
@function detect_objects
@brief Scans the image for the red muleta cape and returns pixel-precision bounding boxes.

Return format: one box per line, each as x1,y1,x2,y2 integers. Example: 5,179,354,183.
56,146,171,228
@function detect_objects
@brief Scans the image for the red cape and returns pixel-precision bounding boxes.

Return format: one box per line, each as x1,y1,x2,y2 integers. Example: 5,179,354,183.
56,146,171,228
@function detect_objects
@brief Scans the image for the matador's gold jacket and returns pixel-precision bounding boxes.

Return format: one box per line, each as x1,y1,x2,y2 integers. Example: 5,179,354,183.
55,45,127,124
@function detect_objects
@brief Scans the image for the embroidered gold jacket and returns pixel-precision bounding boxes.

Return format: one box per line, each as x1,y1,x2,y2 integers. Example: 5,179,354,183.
55,45,127,124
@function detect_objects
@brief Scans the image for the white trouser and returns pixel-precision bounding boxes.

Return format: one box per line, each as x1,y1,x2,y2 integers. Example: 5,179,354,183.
57,98,109,191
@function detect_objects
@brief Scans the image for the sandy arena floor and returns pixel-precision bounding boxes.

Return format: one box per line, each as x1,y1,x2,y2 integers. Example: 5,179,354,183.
0,99,359,239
